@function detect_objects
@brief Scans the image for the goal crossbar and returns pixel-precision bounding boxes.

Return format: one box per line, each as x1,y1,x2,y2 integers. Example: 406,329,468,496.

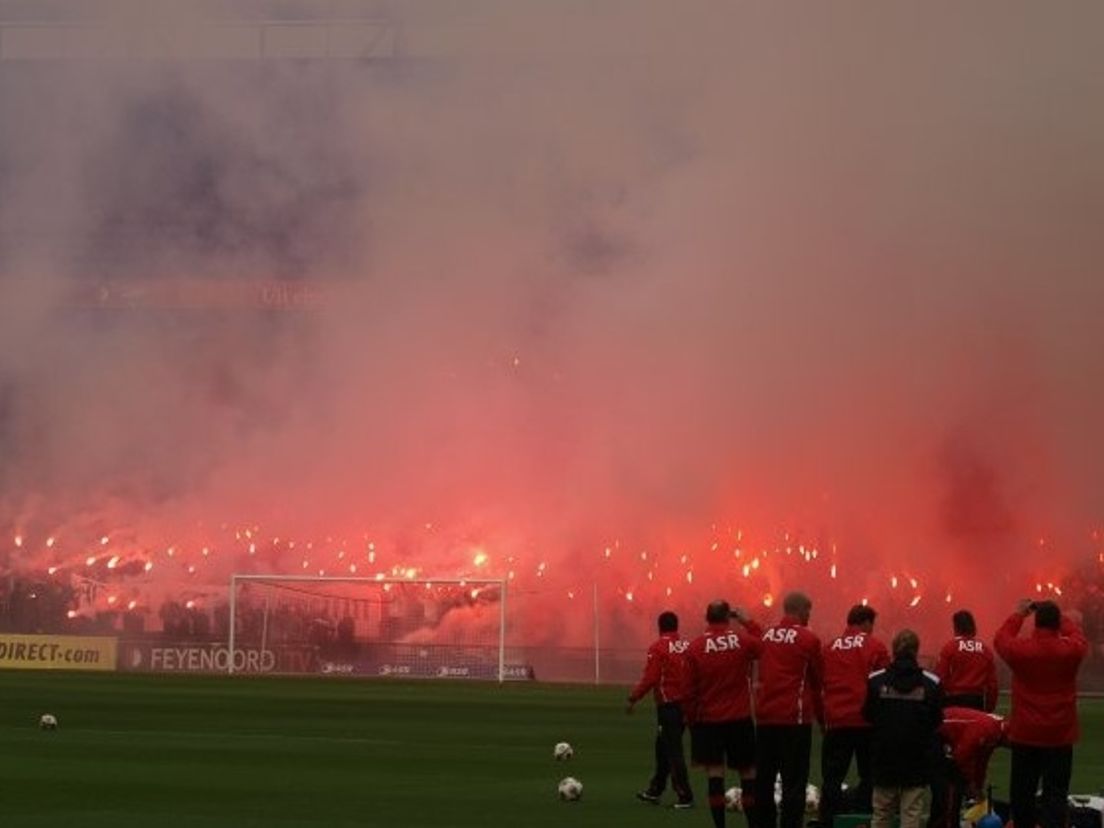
227,574,508,681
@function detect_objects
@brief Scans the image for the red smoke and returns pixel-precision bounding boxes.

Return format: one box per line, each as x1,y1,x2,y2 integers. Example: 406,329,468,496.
1,2,1103,657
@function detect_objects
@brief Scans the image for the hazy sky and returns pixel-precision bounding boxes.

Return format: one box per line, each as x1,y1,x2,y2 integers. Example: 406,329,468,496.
0,1,1101,643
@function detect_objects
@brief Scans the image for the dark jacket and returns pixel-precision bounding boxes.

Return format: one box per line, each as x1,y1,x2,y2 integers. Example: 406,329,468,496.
863,655,944,787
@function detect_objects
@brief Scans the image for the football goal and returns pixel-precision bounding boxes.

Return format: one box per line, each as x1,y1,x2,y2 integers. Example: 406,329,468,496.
227,574,510,681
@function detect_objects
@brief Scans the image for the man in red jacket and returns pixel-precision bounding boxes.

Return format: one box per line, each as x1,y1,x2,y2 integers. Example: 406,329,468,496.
686,599,765,828
934,610,999,711
994,599,1087,828
818,604,890,828
627,610,694,808
928,707,1008,828
756,591,824,828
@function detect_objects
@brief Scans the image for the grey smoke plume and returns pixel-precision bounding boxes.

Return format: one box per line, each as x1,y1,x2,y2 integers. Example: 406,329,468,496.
1,0,1102,644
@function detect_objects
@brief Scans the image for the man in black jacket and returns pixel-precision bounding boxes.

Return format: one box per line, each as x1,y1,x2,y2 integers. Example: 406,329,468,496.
863,629,944,828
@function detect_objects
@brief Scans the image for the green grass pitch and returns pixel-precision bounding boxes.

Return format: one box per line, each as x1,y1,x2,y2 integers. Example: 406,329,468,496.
1,671,1102,827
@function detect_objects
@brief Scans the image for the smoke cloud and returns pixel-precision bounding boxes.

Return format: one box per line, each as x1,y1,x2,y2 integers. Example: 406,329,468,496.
1,0,1102,652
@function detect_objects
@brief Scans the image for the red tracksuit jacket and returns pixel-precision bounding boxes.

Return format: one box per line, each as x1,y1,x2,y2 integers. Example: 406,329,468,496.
822,626,890,729
685,621,764,724
939,706,1006,792
993,613,1087,746
629,631,691,705
934,635,999,711
756,615,824,726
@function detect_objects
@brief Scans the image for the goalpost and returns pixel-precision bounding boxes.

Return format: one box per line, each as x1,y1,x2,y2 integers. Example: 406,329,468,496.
227,575,509,681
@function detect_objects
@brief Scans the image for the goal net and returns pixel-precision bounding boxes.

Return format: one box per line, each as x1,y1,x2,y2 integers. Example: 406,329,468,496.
227,575,520,681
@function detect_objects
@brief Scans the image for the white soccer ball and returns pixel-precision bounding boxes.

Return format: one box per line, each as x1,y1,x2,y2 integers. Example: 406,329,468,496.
553,741,574,761
725,787,743,812
806,784,821,813
558,776,583,801
39,713,58,730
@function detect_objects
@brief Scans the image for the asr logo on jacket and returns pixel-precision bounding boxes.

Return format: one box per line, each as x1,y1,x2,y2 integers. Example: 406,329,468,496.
763,627,799,644
704,634,743,653
668,639,689,654
831,634,867,651
958,640,985,653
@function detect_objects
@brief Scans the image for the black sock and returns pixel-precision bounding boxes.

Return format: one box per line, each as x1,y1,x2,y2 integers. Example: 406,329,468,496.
708,776,726,828
741,777,758,828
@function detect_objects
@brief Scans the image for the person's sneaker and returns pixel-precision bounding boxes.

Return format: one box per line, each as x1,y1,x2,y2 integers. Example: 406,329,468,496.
636,791,662,805
673,800,694,810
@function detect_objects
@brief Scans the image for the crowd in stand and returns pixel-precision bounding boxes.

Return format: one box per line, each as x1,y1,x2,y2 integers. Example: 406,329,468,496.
0,577,357,646
0,577,73,633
